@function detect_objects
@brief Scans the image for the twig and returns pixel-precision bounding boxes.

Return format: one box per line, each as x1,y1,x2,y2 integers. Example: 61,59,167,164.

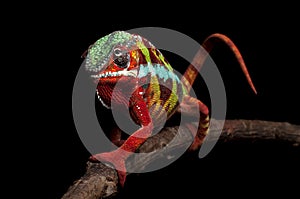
61,119,300,199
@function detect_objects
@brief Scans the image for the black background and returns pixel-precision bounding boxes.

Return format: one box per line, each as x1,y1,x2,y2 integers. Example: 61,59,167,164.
12,4,300,199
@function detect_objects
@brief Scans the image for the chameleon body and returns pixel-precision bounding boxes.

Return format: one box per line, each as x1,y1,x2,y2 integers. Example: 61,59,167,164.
84,31,256,187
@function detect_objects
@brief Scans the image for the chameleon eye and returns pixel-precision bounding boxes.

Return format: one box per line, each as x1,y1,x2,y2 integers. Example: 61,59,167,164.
113,47,130,68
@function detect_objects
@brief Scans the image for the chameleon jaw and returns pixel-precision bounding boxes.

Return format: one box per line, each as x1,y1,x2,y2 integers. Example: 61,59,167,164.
91,69,138,79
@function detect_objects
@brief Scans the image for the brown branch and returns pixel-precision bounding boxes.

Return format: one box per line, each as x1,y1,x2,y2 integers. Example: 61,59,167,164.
61,119,300,199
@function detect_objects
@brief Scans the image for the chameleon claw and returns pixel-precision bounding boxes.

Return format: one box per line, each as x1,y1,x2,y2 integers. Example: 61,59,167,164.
89,150,128,187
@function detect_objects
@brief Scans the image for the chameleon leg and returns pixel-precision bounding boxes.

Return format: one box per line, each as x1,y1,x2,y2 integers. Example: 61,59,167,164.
180,34,257,150
179,95,210,151
90,93,153,187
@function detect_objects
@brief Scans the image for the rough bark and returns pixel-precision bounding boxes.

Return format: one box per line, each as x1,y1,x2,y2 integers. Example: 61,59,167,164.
61,119,300,199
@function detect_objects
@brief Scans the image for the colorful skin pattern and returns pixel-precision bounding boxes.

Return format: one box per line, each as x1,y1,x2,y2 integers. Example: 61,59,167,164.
84,31,257,187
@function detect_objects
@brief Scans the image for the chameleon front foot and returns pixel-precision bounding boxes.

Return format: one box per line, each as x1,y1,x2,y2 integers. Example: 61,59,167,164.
89,150,127,187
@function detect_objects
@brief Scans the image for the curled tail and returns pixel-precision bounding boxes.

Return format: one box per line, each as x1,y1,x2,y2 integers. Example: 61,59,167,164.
182,33,257,94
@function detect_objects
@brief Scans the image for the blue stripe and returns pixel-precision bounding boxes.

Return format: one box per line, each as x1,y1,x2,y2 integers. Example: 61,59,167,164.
137,64,181,83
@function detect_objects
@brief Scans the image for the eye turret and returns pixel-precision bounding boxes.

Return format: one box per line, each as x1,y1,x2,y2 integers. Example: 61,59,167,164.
113,47,130,68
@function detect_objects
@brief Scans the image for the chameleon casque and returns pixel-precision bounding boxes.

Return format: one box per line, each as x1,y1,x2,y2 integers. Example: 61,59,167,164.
84,31,257,187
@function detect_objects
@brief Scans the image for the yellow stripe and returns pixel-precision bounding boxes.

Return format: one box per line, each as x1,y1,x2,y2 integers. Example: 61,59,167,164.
149,50,179,116
159,54,179,115
200,115,210,128
137,41,151,63
158,53,172,71
136,42,161,112
150,76,162,113
146,48,183,118
151,48,160,62
200,121,210,129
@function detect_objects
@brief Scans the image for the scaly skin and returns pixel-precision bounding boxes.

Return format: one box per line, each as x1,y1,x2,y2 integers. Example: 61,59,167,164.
84,31,257,187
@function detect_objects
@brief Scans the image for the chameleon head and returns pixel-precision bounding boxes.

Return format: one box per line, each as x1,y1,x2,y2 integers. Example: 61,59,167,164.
84,31,154,108
85,31,154,82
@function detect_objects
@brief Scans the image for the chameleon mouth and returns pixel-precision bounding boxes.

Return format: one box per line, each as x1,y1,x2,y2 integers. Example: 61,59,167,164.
91,69,138,79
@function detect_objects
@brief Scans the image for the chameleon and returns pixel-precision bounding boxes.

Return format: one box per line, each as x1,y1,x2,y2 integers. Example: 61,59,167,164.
83,31,257,187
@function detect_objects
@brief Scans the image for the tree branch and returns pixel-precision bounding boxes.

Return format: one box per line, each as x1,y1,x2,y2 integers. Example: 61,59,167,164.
61,119,300,199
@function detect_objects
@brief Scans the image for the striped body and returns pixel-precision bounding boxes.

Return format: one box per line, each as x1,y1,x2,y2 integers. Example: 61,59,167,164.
133,50,188,125
85,31,256,187
86,31,191,127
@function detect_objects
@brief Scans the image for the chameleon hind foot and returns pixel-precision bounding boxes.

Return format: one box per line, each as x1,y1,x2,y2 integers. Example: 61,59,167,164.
178,96,210,151
89,150,127,187
184,122,208,151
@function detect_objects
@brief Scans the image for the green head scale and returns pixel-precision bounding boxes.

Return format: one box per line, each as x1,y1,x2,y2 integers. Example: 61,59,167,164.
85,31,154,73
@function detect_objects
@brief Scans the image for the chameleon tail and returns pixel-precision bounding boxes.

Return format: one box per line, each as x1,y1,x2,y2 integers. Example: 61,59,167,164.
182,33,257,94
